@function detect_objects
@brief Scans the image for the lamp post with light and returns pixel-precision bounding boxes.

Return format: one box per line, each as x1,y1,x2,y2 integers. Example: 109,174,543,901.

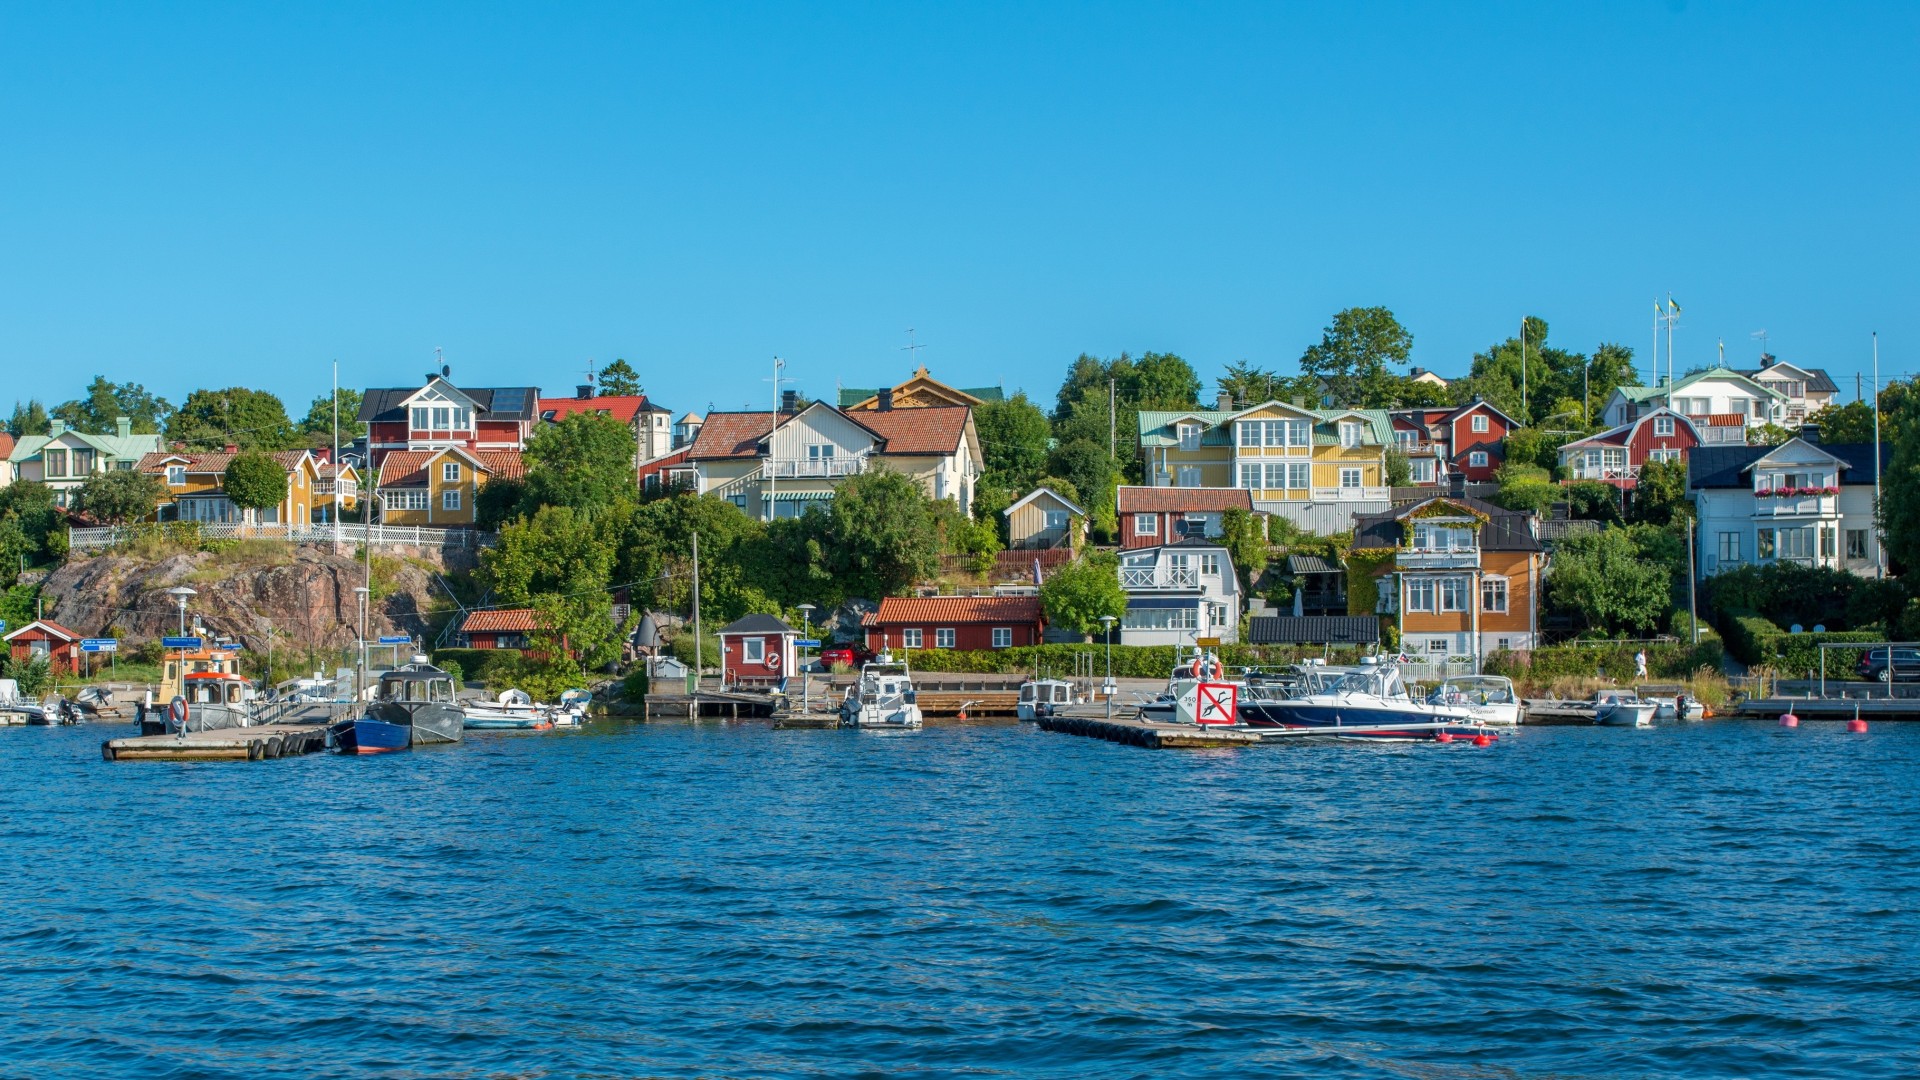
796,603,817,713
1099,614,1116,719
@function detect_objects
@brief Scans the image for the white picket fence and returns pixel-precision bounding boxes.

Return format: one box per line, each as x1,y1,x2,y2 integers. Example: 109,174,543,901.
69,522,488,551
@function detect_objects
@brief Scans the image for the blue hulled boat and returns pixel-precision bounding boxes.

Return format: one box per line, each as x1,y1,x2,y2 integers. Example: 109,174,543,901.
330,659,465,754
1236,659,1495,740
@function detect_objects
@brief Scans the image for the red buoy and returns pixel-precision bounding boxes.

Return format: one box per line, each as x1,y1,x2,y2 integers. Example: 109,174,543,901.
1780,713,1800,728
1472,734,1493,747
1848,718,1869,733
1435,732,1454,743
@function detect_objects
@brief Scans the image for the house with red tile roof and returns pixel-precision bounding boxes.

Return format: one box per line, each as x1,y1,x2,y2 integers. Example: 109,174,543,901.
0,433,14,490
862,595,1046,652
1114,486,1256,550
459,608,547,650
375,446,524,526
687,400,983,521
537,386,674,471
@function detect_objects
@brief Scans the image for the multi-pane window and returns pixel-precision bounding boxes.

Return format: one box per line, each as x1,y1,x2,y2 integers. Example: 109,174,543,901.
1472,414,1489,433
1469,451,1488,467
1175,466,1201,487
72,449,96,474
1482,577,1508,613
1406,577,1436,612
1409,458,1436,483
1177,424,1200,451
1121,606,1199,630
1236,419,1309,448
1820,526,1837,559
443,462,461,482
166,465,187,486
1847,530,1869,560
442,490,462,510
1654,416,1676,436
1340,468,1362,489
44,449,67,477
432,407,451,428
935,628,956,649
1438,577,1467,612
1718,532,1742,564
1200,553,1222,577
1427,639,1450,655
386,490,429,511
1757,528,1775,560
1134,513,1158,535
453,407,471,429
1412,524,1474,550
1778,527,1815,560
1339,422,1363,447
901,629,923,648
991,627,1012,648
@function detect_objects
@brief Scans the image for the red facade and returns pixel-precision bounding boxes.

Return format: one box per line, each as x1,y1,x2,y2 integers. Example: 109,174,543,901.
1390,402,1514,483
4,621,82,675
720,631,797,686
861,596,1046,652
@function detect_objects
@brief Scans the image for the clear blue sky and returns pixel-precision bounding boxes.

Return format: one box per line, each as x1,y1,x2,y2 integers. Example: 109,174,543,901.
3,3,1915,418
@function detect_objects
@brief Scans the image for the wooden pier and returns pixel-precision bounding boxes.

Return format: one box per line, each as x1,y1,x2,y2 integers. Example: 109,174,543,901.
1734,697,1920,721
102,723,332,762
640,691,778,720
1036,711,1265,749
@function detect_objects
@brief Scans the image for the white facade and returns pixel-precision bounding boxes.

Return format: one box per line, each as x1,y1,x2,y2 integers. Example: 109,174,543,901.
1116,543,1242,646
1694,439,1883,579
1604,370,1784,438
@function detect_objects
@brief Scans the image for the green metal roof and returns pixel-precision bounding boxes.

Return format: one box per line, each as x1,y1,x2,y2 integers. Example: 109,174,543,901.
837,386,1005,408
8,429,162,463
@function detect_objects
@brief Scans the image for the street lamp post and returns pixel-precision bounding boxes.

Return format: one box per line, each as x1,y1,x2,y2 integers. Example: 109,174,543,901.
353,586,371,698
796,603,816,714
166,586,197,636
1099,615,1116,719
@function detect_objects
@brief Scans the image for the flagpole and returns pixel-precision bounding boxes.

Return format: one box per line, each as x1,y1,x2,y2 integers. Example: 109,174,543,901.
1519,317,1527,418
1652,300,1660,387
1874,332,1884,578
1666,295,1677,389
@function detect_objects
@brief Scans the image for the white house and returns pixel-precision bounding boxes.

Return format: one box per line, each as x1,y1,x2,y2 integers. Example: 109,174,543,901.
1688,434,1886,579
1117,539,1242,646
1603,367,1786,443
6,418,162,507
688,401,982,521
1735,356,1839,426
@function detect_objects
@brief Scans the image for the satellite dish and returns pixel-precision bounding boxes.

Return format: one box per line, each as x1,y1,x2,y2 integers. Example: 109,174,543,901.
1789,624,1804,634
442,364,451,378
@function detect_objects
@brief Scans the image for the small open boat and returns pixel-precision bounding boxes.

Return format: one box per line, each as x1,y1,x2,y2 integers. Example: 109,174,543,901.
1595,690,1657,727
463,688,553,730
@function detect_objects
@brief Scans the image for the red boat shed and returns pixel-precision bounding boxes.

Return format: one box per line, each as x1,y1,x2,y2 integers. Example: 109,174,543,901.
459,608,545,650
718,614,799,689
3,619,84,675
861,595,1046,652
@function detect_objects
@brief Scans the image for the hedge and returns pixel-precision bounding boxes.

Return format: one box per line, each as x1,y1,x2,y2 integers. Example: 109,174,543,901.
1720,610,1784,665
431,647,524,682
1485,639,1724,681
896,642,1375,678
1715,610,1881,673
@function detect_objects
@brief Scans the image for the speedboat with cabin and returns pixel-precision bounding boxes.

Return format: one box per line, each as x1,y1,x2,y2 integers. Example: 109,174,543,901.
462,688,553,730
840,656,923,729
1427,675,1523,726
1235,658,1496,740
1137,648,1235,723
144,645,258,734
1017,678,1078,720
1594,689,1657,728
330,658,465,753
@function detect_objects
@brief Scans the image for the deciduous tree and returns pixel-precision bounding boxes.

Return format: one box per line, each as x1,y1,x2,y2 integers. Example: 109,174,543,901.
522,412,638,512
52,377,172,434
1545,527,1671,634
72,469,164,525
222,452,289,523
167,388,298,451
1040,551,1127,639
974,392,1052,494
297,389,364,446
818,467,941,600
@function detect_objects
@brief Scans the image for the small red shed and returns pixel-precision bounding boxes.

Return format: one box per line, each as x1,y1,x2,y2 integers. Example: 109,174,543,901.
718,614,799,689
4,619,84,674
460,608,544,650
862,595,1046,652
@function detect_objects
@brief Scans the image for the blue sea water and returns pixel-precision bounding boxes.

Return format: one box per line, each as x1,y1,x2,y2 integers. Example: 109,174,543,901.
2,719,1917,1079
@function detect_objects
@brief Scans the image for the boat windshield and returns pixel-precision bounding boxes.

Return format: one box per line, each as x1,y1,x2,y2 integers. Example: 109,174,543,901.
1435,676,1514,705
1314,666,1405,698
1019,685,1035,702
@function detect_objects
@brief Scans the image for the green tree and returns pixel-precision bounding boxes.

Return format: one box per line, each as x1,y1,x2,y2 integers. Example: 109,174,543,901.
1383,449,1412,488
1047,439,1119,532
1041,551,1127,639
1452,320,1634,428
1749,423,1794,446
222,452,289,522
1218,507,1269,592
618,493,780,621
475,475,529,530
818,467,941,599
1879,389,1920,573
480,505,623,692
1629,457,1692,526
1563,481,1624,523
1217,360,1280,409
1051,351,1203,482
51,377,172,435
595,359,643,397
1298,306,1413,408
1501,427,1564,473
521,412,638,511
167,388,297,451
1544,527,1672,634
0,481,62,563
7,401,50,437
297,388,364,446
1808,400,1875,443
72,469,164,525
974,392,1052,493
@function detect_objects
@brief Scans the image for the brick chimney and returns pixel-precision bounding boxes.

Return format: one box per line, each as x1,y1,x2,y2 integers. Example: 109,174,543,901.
1800,422,1821,445
878,388,894,412
781,389,799,413
576,384,594,399
225,443,239,454
1215,391,1233,411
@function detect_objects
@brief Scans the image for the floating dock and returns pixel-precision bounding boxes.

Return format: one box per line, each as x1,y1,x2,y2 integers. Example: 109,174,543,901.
1036,711,1265,748
1734,697,1920,721
102,723,332,762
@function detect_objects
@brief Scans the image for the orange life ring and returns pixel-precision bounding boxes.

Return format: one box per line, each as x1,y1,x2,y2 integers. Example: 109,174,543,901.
169,695,189,726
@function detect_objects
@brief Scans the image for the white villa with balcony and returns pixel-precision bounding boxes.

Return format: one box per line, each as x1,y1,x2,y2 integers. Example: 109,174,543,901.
1601,368,1786,444
1688,434,1887,579
686,401,982,521
1117,539,1242,646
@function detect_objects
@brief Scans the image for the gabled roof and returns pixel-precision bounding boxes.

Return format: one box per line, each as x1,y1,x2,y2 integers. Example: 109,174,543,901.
1558,408,1700,452
137,450,310,475
838,367,1003,410
1440,398,1521,428
460,609,547,634
376,446,522,487
1615,368,1783,405
686,411,788,460
358,379,540,423
1115,486,1255,514
0,433,14,460
9,428,162,463
537,395,668,424
1351,496,1541,552
858,405,971,456
2,619,82,643
863,595,1044,626
717,613,796,635
1003,487,1087,518
1688,440,1888,489
1738,361,1839,395
1137,409,1236,448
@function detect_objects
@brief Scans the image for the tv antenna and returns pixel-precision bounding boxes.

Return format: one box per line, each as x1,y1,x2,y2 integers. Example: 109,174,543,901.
1750,329,1769,358
901,328,928,369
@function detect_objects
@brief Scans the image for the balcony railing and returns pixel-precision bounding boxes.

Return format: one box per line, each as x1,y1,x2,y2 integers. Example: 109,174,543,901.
1566,464,1638,482
766,453,868,479
1310,486,1391,501
1753,495,1835,517
1397,547,1480,569
1121,567,1199,590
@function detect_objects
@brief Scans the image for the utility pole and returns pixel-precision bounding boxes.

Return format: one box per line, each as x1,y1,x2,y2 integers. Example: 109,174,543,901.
1874,333,1884,579
767,357,784,518
1108,377,1116,460
1520,317,1528,417
332,360,340,554
691,530,703,694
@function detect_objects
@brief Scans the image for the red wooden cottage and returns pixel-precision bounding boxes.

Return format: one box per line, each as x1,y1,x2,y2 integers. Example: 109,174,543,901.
1556,407,1702,489
3,619,84,674
1389,398,1518,483
862,595,1047,652
718,614,800,689
459,608,545,650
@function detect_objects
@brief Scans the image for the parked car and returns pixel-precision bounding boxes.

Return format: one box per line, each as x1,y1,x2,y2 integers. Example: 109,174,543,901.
817,644,873,671
1857,647,1920,682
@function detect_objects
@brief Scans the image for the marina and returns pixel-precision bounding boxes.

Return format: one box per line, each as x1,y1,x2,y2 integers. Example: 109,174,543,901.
101,719,332,761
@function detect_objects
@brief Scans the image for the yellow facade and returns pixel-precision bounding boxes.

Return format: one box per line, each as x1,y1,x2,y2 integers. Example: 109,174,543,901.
1152,404,1387,500
380,449,486,526
149,452,321,524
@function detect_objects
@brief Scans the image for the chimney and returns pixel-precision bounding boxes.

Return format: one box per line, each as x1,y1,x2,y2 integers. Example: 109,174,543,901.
1800,422,1820,445
1215,391,1233,411
781,389,799,413
1410,367,1426,378
225,443,239,454
115,415,131,438
576,384,594,399
878,388,894,412
1761,353,1776,368
48,418,65,436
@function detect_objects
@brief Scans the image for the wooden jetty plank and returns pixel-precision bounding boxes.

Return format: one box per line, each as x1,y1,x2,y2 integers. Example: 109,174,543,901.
102,723,331,762
1735,697,1920,720
1037,712,1263,749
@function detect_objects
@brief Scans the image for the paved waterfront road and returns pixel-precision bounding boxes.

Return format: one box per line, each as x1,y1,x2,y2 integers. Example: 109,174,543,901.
3,720,1918,1079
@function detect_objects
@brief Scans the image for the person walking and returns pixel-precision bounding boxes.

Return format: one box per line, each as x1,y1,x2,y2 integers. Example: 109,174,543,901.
1634,649,1648,681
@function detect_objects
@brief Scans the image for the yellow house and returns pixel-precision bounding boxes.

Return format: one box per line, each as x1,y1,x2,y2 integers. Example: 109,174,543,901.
137,449,325,525
314,461,360,521
1137,401,1392,502
375,447,523,526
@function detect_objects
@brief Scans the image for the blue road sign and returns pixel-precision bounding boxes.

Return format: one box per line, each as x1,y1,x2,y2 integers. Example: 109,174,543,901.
218,641,245,651
378,635,412,645
80,638,119,653
796,638,822,648
162,636,203,650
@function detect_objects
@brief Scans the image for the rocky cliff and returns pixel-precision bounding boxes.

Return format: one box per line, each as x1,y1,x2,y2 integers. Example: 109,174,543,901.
37,543,476,654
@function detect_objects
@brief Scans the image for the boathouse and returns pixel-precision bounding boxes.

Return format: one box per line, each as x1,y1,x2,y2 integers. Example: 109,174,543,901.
3,619,84,674
717,614,799,689
459,608,545,650
862,595,1046,652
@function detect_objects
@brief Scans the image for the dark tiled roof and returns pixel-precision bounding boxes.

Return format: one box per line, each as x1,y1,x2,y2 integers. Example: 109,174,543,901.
358,382,540,423
717,614,796,635
1687,441,1888,490
1352,495,1541,552
1248,616,1380,645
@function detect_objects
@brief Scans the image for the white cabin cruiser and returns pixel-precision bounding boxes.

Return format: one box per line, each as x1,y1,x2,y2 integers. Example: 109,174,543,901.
1016,679,1078,721
1236,659,1497,740
1427,675,1523,726
840,657,923,729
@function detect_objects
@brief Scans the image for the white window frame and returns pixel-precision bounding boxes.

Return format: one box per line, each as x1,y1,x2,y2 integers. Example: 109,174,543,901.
432,406,452,429
1175,466,1202,487
991,627,1012,649
442,462,461,482
743,637,765,663
1409,458,1436,483
1177,423,1200,451
901,628,923,649
1481,576,1508,613
935,628,956,649
1653,416,1676,436
1134,513,1158,536
1471,414,1490,433
442,489,462,511
1426,638,1450,655
1468,451,1488,467
166,465,187,486
1339,467,1362,489
1847,529,1869,560
1200,553,1222,577
1438,577,1467,612
412,406,430,429
1339,421,1363,447
1406,577,1436,612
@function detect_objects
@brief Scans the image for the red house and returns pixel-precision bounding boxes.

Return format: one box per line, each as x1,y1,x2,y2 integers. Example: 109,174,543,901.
718,614,800,688
862,596,1046,652
459,609,545,650
4,619,83,674
1556,407,1702,489
1389,398,1518,484
357,375,540,468
1115,486,1255,550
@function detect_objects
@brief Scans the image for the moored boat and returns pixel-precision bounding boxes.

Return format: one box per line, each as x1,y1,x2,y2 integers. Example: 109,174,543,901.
145,645,259,734
840,657,923,729
463,688,553,730
1236,659,1495,740
331,658,465,753
1427,674,1524,726
1016,678,1077,721
550,689,592,728
1594,690,1657,728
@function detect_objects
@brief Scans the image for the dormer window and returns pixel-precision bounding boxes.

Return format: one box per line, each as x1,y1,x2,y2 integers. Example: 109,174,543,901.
1653,416,1675,436
1177,423,1200,451
1339,421,1363,447
166,465,187,486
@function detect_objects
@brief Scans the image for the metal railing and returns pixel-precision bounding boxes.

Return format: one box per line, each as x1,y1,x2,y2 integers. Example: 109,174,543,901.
1397,547,1479,569
70,522,486,551
1120,567,1199,589
1752,496,1835,517
1310,486,1391,501
765,453,868,478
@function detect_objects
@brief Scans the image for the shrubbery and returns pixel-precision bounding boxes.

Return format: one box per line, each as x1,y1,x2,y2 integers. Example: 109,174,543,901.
1485,639,1724,681
430,647,522,683
896,642,1376,677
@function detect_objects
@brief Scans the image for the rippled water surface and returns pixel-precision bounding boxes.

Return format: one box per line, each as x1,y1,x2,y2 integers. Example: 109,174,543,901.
3,719,1918,1078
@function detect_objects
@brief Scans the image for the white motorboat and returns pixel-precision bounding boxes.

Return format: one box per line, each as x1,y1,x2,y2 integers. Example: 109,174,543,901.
463,688,555,729
1428,675,1524,726
550,689,592,728
1237,659,1499,740
1595,690,1657,727
840,657,923,729
1016,678,1078,721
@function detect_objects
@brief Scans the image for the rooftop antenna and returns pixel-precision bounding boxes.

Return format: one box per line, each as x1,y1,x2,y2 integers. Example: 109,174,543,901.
435,346,448,380
901,327,927,371
1751,329,1769,359
584,358,597,386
